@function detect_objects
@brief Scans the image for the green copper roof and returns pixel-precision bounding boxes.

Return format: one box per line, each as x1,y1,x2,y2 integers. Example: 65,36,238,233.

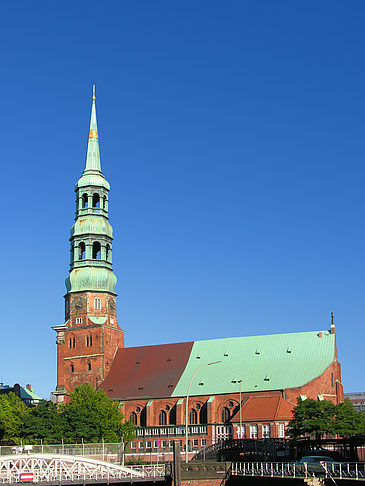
75,173,110,191
171,330,335,397
65,267,117,294
71,216,113,238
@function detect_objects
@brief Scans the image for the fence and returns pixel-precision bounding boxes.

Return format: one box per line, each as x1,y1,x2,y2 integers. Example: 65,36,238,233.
231,461,365,480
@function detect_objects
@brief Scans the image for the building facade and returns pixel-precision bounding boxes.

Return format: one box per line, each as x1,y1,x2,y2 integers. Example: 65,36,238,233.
54,91,344,456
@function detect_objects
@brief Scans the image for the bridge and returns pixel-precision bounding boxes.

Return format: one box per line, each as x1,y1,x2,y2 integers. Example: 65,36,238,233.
0,454,168,485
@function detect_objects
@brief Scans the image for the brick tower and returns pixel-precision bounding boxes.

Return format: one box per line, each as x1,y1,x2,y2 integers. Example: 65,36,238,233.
53,87,124,403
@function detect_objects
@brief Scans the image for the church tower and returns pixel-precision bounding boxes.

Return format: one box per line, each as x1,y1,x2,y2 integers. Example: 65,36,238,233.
53,88,124,403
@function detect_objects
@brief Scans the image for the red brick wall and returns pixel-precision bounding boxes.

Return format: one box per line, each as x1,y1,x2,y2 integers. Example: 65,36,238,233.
56,291,124,398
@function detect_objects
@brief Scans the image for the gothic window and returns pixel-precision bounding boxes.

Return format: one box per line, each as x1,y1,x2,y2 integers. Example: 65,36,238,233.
92,193,100,208
70,363,74,373
78,242,86,260
130,412,137,425
169,406,176,425
103,196,106,209
200,403,207,424
82,193,88,208
94,297,101,310
106,244,110,262
159,410,167,425
221,407,230,423
189,409,198,425
92,241,101,259
87,362,91,371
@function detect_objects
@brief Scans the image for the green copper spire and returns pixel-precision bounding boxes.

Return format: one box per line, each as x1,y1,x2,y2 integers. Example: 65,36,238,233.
84,85,101,173
65,87,117,295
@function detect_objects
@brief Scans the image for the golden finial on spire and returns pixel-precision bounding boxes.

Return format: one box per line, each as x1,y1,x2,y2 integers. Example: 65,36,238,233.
92,84,96,101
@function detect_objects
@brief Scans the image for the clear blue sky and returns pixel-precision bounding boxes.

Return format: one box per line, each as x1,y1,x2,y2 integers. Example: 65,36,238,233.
0,1,364,398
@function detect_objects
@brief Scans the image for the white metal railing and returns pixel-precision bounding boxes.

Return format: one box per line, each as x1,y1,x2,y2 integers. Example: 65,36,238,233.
231,462,365,480
0,454,166,484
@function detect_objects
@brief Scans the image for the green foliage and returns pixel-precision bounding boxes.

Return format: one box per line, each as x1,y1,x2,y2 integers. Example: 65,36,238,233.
62,384,135,443
0,393,28,444
287,397,365,439
334,398,365,438
21,400,66,444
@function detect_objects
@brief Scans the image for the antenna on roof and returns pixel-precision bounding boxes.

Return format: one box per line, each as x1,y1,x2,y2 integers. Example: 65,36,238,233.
330,312,335,334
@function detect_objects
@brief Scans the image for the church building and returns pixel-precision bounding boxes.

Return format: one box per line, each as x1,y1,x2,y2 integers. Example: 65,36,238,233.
53,90,344,456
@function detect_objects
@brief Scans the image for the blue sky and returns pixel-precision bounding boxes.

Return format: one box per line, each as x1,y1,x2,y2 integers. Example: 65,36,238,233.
0,1,364,398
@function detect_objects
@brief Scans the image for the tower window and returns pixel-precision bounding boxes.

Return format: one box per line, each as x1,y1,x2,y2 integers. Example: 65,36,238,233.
92,193,100,208
106,244,110,262
69,335,76,348
94,297,101,310
75,317,83,324
70,363,74,373
87,362,91,371
82,193,88,208
103,196,106,209
78,242,86,260
92,241,101,259
86,334,93,347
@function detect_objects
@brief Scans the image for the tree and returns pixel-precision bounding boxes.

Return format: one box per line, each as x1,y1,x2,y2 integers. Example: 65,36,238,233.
61,384,135,443
334,398,365,438
0,393,28,444
21,400,66,444
287,398,335,439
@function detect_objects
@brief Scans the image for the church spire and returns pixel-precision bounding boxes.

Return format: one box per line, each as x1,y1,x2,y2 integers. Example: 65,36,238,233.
84,85,101,173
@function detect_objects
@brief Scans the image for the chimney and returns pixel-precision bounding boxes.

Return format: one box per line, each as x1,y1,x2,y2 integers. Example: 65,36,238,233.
26,384,32,391
330,312,335,334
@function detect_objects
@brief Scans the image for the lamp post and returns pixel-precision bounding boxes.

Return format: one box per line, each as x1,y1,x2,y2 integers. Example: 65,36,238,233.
232,379,243,438
185,361,221,463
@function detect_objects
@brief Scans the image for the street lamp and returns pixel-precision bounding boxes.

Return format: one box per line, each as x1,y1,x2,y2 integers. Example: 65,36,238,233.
185,361,221,463
232,379,243,438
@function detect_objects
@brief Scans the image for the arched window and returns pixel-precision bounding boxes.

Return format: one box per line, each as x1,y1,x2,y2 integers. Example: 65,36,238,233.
103,196,106,209
130,412,137,425
92,193,100,208
87,362,91,371
92,241,101,259
94,297,101,310
70,363,74,373
106,244,110,262
169,406,176,425
82,193,88,208
189,409,198,425
78,242,86,260
69,334,75,348
86,333,92,347
200,403,207,424
222,407,230,423
140,407,147,427
159,410,167,425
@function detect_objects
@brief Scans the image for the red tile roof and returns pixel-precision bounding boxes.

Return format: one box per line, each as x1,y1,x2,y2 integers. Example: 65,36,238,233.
99,341,193,400
231,395,293,421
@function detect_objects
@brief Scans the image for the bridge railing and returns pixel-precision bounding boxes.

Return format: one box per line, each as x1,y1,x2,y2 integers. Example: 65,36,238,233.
0,443,123,463
231,462,365,480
